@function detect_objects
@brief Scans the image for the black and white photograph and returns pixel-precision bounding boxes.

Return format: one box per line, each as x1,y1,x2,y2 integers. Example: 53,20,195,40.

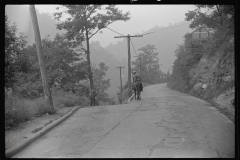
5,3,235,158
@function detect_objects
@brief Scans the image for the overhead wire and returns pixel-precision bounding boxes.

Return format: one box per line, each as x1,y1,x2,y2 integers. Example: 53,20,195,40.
91,44,127,76
97,22,188,75
91,46,128,89
105,26,128,40
106,26,125,37
103,22,189,41
130,38,138,56
98,33,107,48
137,22,190,36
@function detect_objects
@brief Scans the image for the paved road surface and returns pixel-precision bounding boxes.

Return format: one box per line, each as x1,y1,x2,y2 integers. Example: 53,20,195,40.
13,83,235,158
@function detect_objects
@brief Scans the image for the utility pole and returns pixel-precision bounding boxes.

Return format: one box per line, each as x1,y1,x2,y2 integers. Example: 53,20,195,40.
134,55,142,78
116,66,124,104
29,5,54,110
114,34,143,97
116,66,124,94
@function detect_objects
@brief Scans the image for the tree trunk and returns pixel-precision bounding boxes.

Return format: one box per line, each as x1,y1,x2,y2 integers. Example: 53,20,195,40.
85,29,94,90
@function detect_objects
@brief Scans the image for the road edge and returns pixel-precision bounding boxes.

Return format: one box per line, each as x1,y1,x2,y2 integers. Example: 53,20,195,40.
5,106,81,158
127,93,135,103
127,85,149,103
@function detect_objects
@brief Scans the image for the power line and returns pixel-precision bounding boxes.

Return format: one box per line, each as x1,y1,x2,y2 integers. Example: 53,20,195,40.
90,46,128,81
114,34,143,97
130,38,138,56
106,26,126,38
98,33,107,47
137,22,190,36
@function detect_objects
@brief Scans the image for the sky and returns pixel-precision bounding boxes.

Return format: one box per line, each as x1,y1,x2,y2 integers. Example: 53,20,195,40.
5,5,196,47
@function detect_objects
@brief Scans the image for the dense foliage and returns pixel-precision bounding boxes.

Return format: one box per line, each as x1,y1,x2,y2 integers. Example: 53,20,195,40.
92,62,111,104
168,5,234,94
5,10,114,100
5,13,28,88
5,11,115,128
12,34,88,98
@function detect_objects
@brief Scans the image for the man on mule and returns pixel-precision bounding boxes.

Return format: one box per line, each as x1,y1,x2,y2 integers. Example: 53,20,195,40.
132,71,143,99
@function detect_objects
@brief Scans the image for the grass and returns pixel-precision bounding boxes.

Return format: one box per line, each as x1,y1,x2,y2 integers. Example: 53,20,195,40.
5,89,89,130
5,96,34,130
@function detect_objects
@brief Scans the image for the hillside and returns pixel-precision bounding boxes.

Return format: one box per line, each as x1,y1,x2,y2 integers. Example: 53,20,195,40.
88,41,128,99
168,37,235,122
167,5,235,123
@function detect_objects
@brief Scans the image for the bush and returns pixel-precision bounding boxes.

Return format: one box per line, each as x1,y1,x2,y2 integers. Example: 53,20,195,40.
5,96,34,130
34,97,56,116
5,87,91,130
52,88,88,108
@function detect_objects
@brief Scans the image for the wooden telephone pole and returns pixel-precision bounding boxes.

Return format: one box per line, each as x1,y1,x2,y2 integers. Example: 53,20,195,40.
116,66,124,94
29,5,54,110
114,34,143,97
116,66,124,104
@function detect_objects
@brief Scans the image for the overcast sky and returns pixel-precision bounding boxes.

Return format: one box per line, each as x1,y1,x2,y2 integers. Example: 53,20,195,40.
6,5,196,47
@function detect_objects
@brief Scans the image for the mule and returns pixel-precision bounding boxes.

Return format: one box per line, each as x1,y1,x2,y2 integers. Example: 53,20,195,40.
132,84,137,100
135,82,141,100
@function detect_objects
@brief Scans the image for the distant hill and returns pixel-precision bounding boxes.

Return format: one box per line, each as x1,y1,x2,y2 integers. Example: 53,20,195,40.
85,41,128,99
5,6,65,46
105,21,192,73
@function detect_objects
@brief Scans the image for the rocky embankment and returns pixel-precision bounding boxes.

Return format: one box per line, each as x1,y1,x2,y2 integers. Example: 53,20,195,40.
188,48,235,123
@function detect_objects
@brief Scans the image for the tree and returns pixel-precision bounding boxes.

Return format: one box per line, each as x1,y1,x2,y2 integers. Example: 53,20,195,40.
41,34,88,90
185,5,234,48
185,5,234,72
14,34,88,98
169,5,235,93
53,5,131,91
185,5,234,31
5,13,28,88
92,62,111,104
132,44,162,84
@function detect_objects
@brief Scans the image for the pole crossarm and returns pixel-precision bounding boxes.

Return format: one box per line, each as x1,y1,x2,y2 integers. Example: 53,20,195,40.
114,35,143,38
114,36,127,38
129,35,143,37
